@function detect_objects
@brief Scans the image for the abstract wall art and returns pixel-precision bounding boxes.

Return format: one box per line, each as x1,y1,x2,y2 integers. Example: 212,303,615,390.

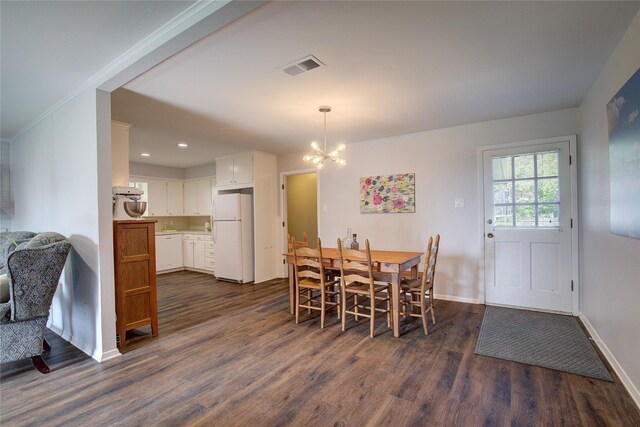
607,67,640,239
360,173,415,214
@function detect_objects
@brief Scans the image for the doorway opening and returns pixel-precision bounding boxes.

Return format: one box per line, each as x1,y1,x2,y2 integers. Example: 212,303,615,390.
281,170,319,276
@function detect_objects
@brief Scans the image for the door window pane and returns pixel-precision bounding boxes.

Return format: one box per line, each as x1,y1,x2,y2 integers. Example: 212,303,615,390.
493,182,513,204
516,205,536,227
492,157,512,180
537,152,558,177
514,155,535,178
515,180,535,203
538,204,559,227
494,205,514,227
537,178,559,202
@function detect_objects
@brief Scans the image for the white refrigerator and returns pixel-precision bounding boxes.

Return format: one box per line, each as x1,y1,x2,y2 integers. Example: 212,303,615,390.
212,193,254,283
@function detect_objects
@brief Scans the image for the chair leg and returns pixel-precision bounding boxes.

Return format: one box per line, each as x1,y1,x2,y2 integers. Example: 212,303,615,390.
341,290,347,332
31,355,50,374
370,296,376,338
354,294,359,321
420,295,429,336
320,291,326,329
387,293,391,328
429,291,436,324
307,289,312,314
336,285,341,320
295,287,300,324
43,338,51,352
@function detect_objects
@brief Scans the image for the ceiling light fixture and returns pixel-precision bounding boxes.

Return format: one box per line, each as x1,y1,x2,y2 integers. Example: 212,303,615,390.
302,106,346,170
141,152,151,157
178,143,188,148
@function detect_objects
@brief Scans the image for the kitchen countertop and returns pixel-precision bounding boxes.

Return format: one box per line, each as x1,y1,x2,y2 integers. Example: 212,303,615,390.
155,230,212,236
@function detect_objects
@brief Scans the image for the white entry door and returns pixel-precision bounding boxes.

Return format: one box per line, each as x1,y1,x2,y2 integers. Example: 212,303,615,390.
483,141,573,313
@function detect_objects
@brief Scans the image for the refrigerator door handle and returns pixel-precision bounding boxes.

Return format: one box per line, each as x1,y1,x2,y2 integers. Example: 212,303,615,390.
213,222,217,243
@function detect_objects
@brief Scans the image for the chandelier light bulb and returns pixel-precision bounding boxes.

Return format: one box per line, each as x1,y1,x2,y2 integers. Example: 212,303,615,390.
303,106,346,169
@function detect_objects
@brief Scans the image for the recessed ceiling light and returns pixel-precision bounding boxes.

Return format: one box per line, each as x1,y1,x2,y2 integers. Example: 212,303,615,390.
141,152,151,157
178,143,188,148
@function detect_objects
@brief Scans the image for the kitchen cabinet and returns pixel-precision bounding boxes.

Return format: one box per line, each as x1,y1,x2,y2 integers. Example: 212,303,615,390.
166,180,184,216
182,234,214,273
155,234,183,271
183,235,194,267
183,179,212,216
113,220,158,347
193,240,205,269
204,238,215,271
216,154,253,188
146,178,168,217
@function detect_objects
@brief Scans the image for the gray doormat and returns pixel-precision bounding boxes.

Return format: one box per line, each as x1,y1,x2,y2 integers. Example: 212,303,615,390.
475,306,613,381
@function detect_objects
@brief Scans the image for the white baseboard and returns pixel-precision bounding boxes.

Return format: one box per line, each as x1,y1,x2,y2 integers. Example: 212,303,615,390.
434,293,480,304
47,324,121,363
579,313,640,410
96,348,122,362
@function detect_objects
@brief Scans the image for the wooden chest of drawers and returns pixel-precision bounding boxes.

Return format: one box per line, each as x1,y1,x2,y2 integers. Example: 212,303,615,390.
113,220,158,347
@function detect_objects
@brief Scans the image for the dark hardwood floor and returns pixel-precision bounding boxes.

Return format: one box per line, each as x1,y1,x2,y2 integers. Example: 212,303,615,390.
1,271,638,426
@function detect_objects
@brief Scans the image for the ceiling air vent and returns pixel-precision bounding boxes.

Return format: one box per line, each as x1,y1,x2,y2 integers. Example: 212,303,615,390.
279,55,325,76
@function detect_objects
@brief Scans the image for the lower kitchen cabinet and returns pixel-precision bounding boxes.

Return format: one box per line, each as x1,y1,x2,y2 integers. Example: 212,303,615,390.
181,234,215,274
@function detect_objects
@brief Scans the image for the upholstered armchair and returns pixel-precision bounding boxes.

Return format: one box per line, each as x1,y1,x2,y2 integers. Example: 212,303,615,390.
0,232,71,373
0,231,36,275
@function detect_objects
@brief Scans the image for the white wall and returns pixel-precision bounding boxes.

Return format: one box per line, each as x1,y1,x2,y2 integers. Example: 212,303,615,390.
578,11,640,403
10,88,118,361
0,140,10,231
129,161,184,180
185,163,216,179
278,108,579,302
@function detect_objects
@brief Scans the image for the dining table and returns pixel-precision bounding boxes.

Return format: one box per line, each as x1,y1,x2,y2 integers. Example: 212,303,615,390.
283,248,423,338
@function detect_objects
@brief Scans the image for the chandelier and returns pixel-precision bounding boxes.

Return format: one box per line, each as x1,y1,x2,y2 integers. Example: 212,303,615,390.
302,106,346,170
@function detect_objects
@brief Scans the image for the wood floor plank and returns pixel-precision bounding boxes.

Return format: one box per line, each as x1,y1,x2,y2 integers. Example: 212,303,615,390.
1,271,639,426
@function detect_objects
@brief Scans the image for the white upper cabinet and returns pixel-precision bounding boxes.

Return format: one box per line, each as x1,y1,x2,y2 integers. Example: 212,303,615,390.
233,155,253,185
183,178,212,216
130,175,213,218
216,153,253,189
146,178,168,217
183,180,198,215
166,180,184,216
216,157,236,187
196,179,213,215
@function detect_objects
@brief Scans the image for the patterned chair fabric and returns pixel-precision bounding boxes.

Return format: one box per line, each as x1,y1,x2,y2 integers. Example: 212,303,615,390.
0,231,37,275
0,232,71,364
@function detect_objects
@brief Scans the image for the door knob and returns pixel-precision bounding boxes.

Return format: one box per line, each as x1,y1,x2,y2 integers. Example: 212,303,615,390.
487,233,494,238
487,219,493,224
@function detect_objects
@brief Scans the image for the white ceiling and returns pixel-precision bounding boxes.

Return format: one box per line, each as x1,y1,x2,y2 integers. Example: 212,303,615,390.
4,1,638,168
116,1,640,168
0,0,196,140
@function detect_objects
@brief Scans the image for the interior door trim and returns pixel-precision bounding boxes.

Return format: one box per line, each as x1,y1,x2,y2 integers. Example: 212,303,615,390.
476,135,579,315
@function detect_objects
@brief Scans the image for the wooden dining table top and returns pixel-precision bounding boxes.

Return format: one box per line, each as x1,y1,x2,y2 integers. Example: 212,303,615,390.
284,247,423,264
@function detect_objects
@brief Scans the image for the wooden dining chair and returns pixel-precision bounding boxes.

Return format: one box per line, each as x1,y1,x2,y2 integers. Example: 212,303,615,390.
293,238,340,328
400,234,440,335
337,238,392,338
288,232,309,252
